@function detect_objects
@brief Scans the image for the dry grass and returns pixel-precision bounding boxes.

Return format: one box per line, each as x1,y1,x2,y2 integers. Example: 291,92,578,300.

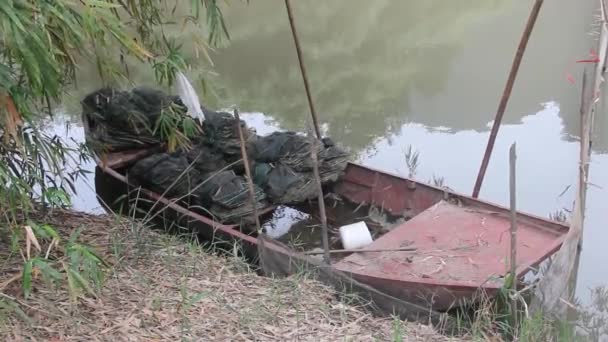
0,209,464,341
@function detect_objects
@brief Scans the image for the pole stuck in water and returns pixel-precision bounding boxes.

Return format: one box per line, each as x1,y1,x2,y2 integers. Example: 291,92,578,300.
233,109,262,233
509,142,518,329
472,0,544,198
284,0,322,139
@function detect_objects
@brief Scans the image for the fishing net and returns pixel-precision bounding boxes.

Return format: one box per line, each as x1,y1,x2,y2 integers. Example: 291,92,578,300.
83,85,350,209
249,132,350,204
193,170,266,210
252,163,316,204
81,87,195,152
128,150,267,225
183,143,229,174
200,107,252,158
128,152,201,201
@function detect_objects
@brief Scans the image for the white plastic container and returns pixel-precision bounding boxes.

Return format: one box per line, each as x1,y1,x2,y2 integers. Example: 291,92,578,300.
339,221,373,250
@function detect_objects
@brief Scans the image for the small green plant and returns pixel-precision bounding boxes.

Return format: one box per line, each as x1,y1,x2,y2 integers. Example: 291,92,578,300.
391,313,405,341
18,223,109,302
404,145,420,178
153,104,201,152
178,283,208,338
430,174,446,188
0,297,33,327
64,228,109,298
549,208,570,223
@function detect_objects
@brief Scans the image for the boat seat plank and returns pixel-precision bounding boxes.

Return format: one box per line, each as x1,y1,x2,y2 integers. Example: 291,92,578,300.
334,200,559,287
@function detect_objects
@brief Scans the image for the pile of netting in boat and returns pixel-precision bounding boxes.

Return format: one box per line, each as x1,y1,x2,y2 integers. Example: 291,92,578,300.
81,86,195,152
82,87,350,225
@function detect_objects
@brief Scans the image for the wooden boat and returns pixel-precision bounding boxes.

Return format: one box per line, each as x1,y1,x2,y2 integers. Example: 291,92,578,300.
93,146,568,315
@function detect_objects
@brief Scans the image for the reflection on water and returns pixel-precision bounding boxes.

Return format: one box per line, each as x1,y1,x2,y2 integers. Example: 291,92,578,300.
50,0,608,303
208,0,511,150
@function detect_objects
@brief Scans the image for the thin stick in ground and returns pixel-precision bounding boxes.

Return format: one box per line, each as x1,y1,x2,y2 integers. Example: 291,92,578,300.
472,0,544,198
509,142,518,331
284,0,322,139
234,109,262,233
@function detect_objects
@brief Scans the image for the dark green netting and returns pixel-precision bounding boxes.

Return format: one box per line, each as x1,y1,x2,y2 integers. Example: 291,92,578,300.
82,87,193,152
83,86,350,224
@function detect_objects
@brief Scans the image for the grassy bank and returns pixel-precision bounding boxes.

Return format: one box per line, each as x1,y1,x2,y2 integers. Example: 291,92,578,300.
0,209,461,341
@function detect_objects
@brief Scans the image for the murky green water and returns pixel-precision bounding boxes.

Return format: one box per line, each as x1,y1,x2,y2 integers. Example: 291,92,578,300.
55,0,607,302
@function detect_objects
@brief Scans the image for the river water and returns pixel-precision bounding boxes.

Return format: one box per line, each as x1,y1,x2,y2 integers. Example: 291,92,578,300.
54,0,606,302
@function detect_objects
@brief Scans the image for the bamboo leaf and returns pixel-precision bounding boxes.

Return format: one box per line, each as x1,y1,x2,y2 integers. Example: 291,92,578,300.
68,268,97,298
64,263,79,301
40,224,60,241
77,244,109,267
22,259,33,298
0,298,34,325
32,258,62,286
68,226,84,245
83,0,122,9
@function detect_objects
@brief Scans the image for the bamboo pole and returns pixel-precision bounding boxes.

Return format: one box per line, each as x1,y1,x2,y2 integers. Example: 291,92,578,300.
304,247,417,255
508,142,518,331
284,0,330,263
233,109,262,233
309,126,331,264
284,0,322,139
472,0,544,198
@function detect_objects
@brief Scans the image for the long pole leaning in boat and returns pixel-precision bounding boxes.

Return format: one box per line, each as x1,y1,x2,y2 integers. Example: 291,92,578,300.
472,0,544,198
284,0,322,140
284,0,331,264
309,125,331,264
234,109,262,233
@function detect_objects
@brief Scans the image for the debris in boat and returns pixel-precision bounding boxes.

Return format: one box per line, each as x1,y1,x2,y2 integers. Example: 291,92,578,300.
263,199,404,253
339,221,373,250
306,247,326,262
175,71,205,122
